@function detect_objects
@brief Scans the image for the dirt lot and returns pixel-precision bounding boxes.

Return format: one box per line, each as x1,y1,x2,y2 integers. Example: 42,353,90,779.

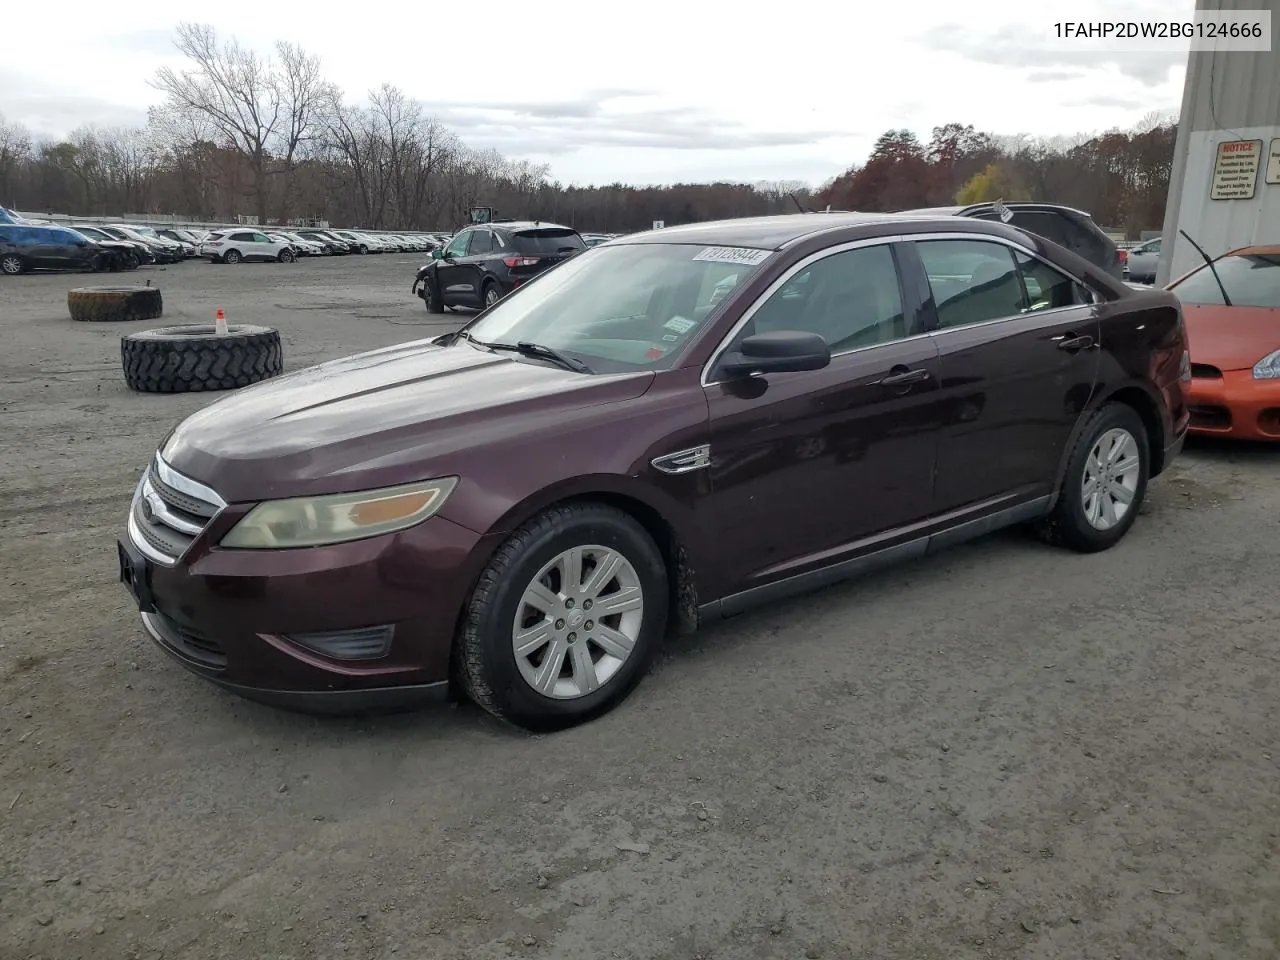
2,255,1278,960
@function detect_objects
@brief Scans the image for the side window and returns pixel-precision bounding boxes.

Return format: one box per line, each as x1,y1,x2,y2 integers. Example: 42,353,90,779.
1014,251,1088,311
467,230,494,255
444,231,471,258
490,231,509,252
231,232,254,242
916,239,1025,329
252,232,271,243
747,244,906,352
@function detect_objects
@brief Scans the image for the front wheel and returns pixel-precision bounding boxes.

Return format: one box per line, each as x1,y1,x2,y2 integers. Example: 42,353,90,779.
458,503,668,731
1038,402,1149,553
422,278,445,314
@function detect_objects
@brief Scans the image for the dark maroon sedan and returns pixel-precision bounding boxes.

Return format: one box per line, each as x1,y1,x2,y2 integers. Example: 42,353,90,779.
119,212,1190,731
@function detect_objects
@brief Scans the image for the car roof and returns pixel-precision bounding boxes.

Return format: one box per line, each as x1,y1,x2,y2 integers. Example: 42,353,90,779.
615,211,987,250
483,220,575,233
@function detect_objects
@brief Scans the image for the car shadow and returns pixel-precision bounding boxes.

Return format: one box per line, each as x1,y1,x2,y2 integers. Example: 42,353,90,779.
1182,435,1280,462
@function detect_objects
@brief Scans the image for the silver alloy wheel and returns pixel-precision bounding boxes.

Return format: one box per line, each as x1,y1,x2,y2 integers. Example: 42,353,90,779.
484,285,499,307
511,544,644,699
1081,426,1141,530
1,255,22,275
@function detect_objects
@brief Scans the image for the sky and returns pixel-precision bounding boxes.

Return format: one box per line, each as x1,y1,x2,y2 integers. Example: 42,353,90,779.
3,0,1196,188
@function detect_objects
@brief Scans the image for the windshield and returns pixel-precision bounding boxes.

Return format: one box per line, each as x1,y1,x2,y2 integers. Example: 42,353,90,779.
127,226,159,238
1170,252,1280,308
459,242,772,373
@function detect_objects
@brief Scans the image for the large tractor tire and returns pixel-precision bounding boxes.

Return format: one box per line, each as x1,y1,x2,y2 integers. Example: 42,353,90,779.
68,286,163,322
121,324,284,393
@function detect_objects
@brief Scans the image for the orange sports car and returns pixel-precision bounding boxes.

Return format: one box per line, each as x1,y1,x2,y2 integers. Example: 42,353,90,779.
1168,245,1280,440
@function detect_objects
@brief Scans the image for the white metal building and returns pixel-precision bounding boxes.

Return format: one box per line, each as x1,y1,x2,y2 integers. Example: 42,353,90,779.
1158,0,1280,285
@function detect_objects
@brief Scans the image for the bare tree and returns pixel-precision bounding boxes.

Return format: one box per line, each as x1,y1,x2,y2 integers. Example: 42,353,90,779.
151,22,329,225
0,114,32,206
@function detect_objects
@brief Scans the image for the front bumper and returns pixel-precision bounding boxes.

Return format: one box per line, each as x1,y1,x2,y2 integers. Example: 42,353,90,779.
1186,369,1280,440
118,462,496,714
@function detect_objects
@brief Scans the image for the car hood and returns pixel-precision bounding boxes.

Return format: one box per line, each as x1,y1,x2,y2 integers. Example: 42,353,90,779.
162,340,654,503
1182,304,1280,371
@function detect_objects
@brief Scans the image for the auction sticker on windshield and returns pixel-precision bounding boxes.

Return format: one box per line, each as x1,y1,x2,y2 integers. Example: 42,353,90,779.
691,246,772,266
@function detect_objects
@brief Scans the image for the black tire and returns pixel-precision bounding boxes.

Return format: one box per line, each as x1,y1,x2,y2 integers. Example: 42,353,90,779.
459,502,669,732
423,277,445,314
358,245,368,255
68,286,163,323
1038,402,1149,553
121,324,283,393
482,281,501,309
1,253,26,276
223,249,242,264
125,251,140,271
279,248,296,263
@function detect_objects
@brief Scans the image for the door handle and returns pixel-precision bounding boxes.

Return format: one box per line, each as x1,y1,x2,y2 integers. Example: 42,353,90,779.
1053,333,1096,352
878,367,932,387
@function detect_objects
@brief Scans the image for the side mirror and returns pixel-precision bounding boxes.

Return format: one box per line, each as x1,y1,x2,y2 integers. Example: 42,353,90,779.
431,247,444,260
719,330,831,378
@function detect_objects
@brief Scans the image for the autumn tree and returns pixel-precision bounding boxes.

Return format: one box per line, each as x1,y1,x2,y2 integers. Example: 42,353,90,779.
819,130,932,211
955,162,1028,204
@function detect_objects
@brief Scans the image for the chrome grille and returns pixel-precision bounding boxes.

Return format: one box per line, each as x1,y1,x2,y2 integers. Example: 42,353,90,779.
128,455,226,566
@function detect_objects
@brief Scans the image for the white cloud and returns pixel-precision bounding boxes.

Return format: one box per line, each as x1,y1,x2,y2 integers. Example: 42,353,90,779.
3,0,1190,186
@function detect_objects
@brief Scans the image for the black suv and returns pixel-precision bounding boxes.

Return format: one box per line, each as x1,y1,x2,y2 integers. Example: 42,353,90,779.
0,224,107,275
897,203,1124,280
413,221,586,312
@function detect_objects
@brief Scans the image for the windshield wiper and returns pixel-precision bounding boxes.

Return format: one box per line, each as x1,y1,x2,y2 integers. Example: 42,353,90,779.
1179,228,1232,306
480,340,593,373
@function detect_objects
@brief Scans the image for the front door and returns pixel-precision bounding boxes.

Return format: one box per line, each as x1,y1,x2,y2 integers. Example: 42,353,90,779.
700,241,942,598
435,230,476,306
905,236,1100,513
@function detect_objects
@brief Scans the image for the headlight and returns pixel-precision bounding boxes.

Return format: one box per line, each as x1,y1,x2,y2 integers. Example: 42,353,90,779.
1253,349,1280,380
220,477,458,549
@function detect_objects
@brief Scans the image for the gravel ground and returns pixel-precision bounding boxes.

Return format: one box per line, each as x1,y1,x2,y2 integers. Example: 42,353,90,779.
1,255,1278,960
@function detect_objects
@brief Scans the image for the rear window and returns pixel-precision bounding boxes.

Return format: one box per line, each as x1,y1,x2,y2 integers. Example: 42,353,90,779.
1169,253,1280,308
513,229,585,256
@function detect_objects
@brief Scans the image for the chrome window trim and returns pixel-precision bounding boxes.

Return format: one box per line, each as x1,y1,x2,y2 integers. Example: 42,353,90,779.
905,233,1101,337
904,230,1102,302
701,235,910,388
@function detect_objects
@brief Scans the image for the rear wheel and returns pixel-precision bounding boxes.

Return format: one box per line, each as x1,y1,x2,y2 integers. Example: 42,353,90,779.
279,248,296,263
1,253,25,275
223,249,242,264
1038,402,1149,553
458,503,668,731
483,281,501,308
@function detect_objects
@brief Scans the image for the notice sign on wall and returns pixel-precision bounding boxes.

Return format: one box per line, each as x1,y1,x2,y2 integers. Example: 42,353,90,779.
1210,139,1263,200
1266,139,1280,185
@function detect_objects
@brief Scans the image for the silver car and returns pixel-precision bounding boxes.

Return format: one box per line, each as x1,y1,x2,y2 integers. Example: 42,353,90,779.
1126,237,1161,284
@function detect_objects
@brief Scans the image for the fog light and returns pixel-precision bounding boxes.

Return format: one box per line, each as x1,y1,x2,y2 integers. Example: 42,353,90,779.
284,625,394,660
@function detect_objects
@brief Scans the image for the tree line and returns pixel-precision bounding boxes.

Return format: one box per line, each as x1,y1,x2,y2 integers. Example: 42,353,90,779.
0,23,1176,236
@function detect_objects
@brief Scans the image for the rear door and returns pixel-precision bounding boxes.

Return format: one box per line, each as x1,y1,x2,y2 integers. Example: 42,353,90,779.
904,234,1100,514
